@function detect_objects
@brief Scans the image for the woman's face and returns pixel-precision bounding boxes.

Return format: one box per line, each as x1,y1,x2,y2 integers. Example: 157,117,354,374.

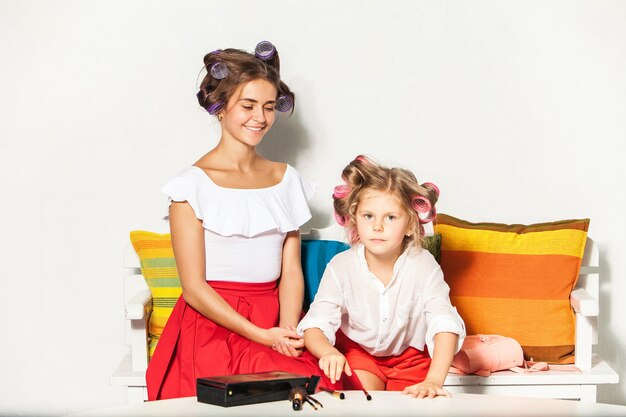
219,78,278,147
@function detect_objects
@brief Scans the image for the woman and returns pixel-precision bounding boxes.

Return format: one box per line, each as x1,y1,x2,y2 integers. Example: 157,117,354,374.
146,42,334,400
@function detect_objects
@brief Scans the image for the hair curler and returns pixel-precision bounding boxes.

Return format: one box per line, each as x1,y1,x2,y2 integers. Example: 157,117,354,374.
411,196,432,214
206,101,224,115
255,40,277,60
275,94,293,112
210,62,229,80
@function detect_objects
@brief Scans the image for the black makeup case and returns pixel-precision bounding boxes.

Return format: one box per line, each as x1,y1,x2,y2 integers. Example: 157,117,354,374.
196,371,319,407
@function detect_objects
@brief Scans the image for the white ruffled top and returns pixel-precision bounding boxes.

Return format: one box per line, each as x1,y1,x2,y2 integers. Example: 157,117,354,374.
162,165,316,237
161,164,316,283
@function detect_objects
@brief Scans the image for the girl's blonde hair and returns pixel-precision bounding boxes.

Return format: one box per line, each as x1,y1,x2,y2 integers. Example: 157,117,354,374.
333,155,439,248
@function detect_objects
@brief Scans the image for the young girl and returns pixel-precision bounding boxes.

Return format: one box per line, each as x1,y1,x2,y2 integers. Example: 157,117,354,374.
297,155,466,398
147,42,337,401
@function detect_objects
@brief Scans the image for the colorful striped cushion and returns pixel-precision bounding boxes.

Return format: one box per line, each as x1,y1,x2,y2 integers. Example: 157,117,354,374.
434,214,589,364
130,231,182,358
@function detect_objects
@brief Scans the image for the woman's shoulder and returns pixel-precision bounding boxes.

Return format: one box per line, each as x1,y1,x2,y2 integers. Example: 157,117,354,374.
281,164,316,202
159,161,315,237
262,159,289,181
161,166,207,190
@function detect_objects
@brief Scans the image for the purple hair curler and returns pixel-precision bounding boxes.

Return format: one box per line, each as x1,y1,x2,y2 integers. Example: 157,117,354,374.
255,41,277,60
275,94,293,112
210,62,229,80
207,101,224,115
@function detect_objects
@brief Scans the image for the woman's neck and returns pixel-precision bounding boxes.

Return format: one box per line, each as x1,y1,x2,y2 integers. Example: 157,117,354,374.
209,140,260,172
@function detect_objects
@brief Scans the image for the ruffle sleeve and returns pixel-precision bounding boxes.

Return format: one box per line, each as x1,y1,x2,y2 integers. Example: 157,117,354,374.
160,165,317,237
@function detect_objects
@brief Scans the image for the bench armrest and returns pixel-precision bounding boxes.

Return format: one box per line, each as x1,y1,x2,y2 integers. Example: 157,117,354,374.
122,289,152,372
570,288,599,317
125,289,152,320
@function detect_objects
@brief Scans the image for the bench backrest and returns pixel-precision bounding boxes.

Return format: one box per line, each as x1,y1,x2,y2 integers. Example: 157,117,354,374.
121,225,600,359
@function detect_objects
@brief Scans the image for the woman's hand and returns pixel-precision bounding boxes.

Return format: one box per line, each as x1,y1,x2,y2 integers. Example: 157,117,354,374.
264,327,304,357
271,325,304,357
401,379,451,399
318,350,352,384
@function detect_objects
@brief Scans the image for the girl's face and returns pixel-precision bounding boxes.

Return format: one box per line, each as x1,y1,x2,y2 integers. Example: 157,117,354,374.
356,190,412,261
219,78,278,148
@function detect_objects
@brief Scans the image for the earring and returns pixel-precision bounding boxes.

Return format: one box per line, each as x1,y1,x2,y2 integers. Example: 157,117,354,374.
217,114,223,121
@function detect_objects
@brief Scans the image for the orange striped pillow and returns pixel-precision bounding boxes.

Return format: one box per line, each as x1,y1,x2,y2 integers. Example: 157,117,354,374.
434,214,589,364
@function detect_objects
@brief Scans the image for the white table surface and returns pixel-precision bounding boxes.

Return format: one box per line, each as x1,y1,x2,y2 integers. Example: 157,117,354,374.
66,391,626,417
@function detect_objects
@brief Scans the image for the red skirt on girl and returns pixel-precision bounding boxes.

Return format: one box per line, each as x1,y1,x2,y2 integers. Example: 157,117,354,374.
146,280,339,400
335,330,431,391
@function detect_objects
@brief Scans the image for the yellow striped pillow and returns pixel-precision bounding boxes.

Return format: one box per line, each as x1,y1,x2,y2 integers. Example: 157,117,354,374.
130,231,182,358
434,214,589,364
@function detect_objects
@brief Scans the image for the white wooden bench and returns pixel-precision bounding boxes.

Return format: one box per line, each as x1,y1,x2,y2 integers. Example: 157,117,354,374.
110,226,618,404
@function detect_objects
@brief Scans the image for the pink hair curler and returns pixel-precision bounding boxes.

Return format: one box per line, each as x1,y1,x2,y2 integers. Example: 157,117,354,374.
411,195,432,214
421,182,440,197
333,184,351,199
418,206,437,224
334,211,347,226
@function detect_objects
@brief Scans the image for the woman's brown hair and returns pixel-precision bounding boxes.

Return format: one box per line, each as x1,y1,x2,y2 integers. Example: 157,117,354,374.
196,45,295,117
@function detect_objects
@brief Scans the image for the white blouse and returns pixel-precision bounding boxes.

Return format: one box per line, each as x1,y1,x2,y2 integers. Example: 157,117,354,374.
297,244,466,356
161,165,315,283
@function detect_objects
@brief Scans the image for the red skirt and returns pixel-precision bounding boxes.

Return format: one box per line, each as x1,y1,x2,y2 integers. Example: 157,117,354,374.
336,331,431,391
146,280,340,400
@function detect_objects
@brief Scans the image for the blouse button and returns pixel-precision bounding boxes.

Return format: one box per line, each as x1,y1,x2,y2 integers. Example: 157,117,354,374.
382,317,388,323
379,339,384,344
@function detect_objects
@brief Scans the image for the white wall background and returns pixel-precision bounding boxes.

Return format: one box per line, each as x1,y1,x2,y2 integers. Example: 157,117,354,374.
1,1,625,415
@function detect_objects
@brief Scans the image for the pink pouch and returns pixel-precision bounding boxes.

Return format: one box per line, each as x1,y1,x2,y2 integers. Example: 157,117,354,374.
450,334,524,376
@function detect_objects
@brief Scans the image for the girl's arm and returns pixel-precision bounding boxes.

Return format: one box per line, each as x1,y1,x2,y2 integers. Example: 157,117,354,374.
170,201,299,348
404,265,465,397
304,328,352,384
402,332,458,398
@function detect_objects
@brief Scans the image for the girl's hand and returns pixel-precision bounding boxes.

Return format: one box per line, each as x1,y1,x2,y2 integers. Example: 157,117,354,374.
318,351,352,384
272,325,304,357
402,380,451,399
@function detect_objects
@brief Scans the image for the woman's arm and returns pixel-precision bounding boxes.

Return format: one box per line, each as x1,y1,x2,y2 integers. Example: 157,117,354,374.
277,230,305,329
170,201,299,348
271,230,306,356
